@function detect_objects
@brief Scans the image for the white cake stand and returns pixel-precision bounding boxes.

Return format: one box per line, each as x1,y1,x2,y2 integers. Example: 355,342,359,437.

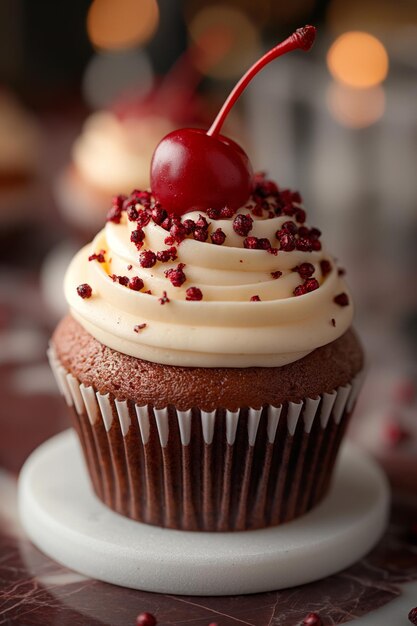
18,430,389,596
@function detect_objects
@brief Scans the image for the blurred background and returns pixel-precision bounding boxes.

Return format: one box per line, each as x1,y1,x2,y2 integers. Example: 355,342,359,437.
0,0,416,485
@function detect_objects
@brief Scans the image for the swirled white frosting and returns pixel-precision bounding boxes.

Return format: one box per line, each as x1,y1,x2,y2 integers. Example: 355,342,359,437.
64,198,354,368
72,112,175,194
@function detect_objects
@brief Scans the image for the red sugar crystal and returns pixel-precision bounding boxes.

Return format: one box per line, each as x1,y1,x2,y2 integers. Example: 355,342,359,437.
193,227,209,242
219,205,235,219
250,295,261,301
207,207,220,219
320,259,332,277
244,236,259,249
302,613,322,626
186,287,203,301
294,284,307,296
310,227,321,239
334,292,349,307
128,276,144,291
276,231,295,251
136,612,157,626
271,270,282,279
130,228,145,247
297,263,315,279
165,263,186,287
88,250,106,263
258,237,271,250
408,607,417,625
296,237,313,252
136,209,151,228
151,204,167,225
156,247,177,263
281,221,298,235
170,222,187,243
196,214,210,229
159,291,170,305
106,205,122,223
305,278,319,292
211,228,226,245
311,239,322,251
295,208,306,223
183,218,195,235
140,251,156,268
76,283,92,299
126,205,138,221
127,264,133,270
134,323,147,332
233,214,253,237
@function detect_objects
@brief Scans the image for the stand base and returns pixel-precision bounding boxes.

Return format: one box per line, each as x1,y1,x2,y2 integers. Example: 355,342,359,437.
18,430,389,596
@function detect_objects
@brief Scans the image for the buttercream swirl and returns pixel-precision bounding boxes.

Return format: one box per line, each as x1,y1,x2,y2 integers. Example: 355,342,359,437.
65,190,354,368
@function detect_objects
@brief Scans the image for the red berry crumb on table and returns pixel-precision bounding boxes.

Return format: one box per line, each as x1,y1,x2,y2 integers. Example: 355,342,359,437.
409,607,417,625
136,612,157,626
302,612,322,625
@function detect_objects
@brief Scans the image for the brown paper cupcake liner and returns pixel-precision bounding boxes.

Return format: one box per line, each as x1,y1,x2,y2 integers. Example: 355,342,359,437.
48,346,364,532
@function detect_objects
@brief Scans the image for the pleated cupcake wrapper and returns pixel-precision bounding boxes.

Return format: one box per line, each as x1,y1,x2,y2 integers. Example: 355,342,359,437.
48,346,364,532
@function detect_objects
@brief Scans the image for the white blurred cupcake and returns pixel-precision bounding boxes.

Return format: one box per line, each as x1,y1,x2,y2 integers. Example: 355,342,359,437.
55,110,176,234
0,91,41,228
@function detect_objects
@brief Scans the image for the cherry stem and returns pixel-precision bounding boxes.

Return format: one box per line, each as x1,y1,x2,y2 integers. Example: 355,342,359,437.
207,25,316,137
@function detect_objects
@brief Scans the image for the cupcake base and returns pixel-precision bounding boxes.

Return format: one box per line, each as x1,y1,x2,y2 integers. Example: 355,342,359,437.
18,429,389,595
48,345,364,531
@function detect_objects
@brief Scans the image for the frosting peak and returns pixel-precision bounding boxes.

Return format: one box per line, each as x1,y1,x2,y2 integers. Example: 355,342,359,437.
65,176,354,367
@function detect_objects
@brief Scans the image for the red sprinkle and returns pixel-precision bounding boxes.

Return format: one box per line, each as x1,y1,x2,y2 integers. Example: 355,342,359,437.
296,263,315,279
302,613,322,626
244,236,259,249
131,228,145,248
165,263,186,287
296,237,313,252
140,251,157,268
193,226,209,242
151,204,167,225
207,207,220,219
88,250,106,263
159,291,170,305
127,264,133,271
126,204,138,221
408,607,417,625
281,220,298,235
294,284,307,297
128,276,144,291
271,270,282,279
76,283,92,299
334,292,349,307
136,612,157,626
134,323,147,332
183,218,196,235
156,247,177,263
276,230,295,251
250,295,261,301
186,287,203,301
219,205,235,219
136,209,151,228
211,228,226,245
233,214,253,237
304,278,319,292
294,208,306,223
320,259,332,277
170,222,187,244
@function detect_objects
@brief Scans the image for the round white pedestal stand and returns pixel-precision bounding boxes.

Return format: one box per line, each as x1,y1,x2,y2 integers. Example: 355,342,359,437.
18,430,389,596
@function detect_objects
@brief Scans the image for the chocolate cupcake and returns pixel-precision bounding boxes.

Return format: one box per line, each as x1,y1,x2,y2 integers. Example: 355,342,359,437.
50,26,364,531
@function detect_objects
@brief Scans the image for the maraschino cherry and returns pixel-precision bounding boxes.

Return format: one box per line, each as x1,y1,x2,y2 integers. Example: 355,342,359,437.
150,25,316,215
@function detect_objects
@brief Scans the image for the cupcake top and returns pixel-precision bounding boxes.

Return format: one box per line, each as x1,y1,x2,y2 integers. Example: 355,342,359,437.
72,111,175,194
65,174,353,368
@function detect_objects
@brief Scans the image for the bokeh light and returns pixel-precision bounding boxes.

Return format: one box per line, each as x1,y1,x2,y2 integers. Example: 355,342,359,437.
188,5,260,79
327,31,389,88
82,49,153,109
87,0,159,51
327,82,385,129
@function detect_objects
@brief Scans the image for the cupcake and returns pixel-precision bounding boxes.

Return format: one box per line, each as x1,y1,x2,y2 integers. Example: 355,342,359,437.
49,26,364,531
0,90,41,228
55,111,176,233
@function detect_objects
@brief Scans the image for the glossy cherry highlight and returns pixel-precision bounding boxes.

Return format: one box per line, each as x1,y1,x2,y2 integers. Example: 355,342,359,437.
150,25,316,215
